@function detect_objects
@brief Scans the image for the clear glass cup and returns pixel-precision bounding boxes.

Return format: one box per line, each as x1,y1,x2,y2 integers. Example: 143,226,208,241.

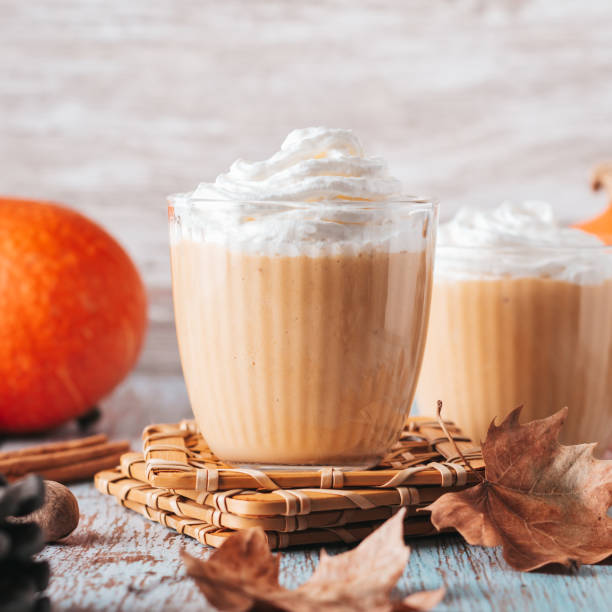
168,197,438,469
416,244,612,453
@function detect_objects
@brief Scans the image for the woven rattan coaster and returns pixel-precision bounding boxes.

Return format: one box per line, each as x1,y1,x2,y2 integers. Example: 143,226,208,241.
126,416,483,494
94,473,440,549
95,468,453,531
107,461,467,518
95,416,480,549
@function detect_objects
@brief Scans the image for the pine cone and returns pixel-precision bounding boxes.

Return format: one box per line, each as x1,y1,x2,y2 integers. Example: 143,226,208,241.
0,474,50,612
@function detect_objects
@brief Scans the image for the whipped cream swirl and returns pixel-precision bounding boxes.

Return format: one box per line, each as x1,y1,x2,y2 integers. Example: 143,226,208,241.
436,201,611,283
191,127,402,202
170,128,432,256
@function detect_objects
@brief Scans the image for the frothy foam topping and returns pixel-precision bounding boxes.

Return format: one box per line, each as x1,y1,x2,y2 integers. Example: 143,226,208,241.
171,127,431,256
436,201,611,283
191,127,402,202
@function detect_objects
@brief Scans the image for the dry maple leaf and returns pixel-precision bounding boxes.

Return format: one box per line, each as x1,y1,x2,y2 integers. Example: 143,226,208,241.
425,405,612,572
182,507,445,612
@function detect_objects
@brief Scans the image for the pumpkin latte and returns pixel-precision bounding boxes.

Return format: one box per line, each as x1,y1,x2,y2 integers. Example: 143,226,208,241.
169,128,437,467
416,202,612,451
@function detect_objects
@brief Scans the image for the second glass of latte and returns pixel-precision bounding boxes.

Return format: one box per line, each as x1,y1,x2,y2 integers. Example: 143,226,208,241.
416,201,612,452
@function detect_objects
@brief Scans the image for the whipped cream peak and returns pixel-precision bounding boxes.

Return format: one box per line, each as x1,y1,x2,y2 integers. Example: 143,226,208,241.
436,201,610,283
439,201,603,249
190,126,402,202
171,127,433,256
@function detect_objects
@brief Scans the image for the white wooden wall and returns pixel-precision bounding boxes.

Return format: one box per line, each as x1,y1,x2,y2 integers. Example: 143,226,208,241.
2,0,611,384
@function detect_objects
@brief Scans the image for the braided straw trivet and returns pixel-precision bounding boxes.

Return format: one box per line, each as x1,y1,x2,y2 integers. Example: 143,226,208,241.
134,416,483,493
95,480,441,549
95,470,431,533
95,468,462,530
106,462,468,518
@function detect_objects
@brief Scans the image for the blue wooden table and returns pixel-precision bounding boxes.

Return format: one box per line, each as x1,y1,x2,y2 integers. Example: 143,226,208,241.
19,373,608,611
38,481,611,611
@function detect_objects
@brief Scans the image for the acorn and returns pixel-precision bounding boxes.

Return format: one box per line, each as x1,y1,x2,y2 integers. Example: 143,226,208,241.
9,480,79,543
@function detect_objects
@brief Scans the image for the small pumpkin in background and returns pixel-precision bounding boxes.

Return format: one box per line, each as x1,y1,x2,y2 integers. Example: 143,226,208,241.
574,163,612,244
0,197,147,433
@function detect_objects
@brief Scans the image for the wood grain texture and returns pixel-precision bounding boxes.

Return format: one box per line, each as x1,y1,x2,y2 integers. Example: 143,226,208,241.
3,0,612,312
3,0,612,381
38,481,612,611
1,1,611,610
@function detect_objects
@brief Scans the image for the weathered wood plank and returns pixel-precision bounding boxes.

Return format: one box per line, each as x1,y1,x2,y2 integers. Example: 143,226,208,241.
37,481,612,611
39,483,213,611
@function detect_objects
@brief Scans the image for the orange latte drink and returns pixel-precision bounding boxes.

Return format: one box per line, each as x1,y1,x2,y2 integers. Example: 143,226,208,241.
416,202,612,451
169,128,437,468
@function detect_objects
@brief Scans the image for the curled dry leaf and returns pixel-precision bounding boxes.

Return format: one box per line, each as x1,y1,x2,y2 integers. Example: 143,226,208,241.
182,508,445,612
181,525,279,611
426,406,612,571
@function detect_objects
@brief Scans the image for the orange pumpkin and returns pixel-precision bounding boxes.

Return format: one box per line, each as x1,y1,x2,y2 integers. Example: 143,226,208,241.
0,197,147,432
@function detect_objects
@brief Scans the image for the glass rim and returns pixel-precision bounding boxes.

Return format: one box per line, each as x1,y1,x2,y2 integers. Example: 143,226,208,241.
167,193,438,213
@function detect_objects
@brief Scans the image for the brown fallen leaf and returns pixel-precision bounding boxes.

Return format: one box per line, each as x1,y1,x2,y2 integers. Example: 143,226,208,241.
182,507,445,611
425,405,612,572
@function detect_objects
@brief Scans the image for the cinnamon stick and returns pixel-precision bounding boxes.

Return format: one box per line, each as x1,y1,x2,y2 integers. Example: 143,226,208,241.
0,440,130,477
22,451,127,484
0,434,108,460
